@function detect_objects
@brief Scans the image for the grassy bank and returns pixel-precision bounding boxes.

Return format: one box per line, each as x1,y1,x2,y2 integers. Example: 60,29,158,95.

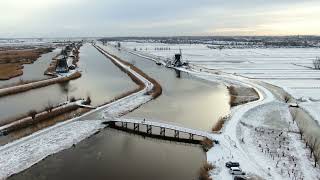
0,48,54,80
0,63,23,80
0,100,91,135
228,85,259,107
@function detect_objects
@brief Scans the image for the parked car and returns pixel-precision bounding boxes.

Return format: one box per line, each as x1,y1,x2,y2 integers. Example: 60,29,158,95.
234,175,246,180
225,161,240,168
229,167,246,175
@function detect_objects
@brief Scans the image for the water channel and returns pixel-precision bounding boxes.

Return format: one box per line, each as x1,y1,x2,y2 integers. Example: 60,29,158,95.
9,44,230,180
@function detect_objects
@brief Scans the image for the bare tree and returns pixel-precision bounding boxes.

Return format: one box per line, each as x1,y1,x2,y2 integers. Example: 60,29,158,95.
313,57,320,70
28,110,37,120
45,101,54,112
84,96,92,105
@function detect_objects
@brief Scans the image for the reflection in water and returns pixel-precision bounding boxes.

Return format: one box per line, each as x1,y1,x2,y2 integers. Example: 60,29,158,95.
175,69,181,78
104,45,231,131
11,128,206,180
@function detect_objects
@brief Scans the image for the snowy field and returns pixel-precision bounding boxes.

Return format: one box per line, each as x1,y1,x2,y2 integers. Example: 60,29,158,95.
121,42,320,118
121,42,320,98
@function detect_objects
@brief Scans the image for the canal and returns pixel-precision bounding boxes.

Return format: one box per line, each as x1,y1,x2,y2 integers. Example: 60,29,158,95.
9,43,230,180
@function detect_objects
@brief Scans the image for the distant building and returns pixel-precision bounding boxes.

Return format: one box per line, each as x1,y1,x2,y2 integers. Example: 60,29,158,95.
56,56,69,73
173,53,182,67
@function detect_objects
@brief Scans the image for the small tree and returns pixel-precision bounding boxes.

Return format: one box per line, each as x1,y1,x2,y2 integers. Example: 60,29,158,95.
313,57,320,70
284,95,291,103
69,96,76,102
28,110,37,120
45,102,54,112
84,96,92,105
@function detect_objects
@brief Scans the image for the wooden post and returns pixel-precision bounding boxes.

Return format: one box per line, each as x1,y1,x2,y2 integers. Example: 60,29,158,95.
147,125,152,134
189,133,194,140
134,123,139,131
174,130,179,138
160,127,165,136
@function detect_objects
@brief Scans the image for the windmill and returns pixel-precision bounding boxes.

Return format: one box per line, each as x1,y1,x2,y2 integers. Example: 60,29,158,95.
173,48,183,67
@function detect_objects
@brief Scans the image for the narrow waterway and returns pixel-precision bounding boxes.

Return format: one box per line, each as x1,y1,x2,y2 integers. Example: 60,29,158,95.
10,44,230,180
105,44,231,131
12,128,205,180
0,44,137,122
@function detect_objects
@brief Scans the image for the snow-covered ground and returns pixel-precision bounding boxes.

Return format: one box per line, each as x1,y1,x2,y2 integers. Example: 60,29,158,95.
180,65,320,180
121,42,320,100
120,42,320,179
0,44,156,179
121,41,320,134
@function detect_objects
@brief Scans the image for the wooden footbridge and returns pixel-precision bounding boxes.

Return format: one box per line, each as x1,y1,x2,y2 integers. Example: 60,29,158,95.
103,118,214,140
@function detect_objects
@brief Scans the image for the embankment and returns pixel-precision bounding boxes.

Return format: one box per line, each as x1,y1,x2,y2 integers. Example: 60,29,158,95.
94,45,162,99
0,100,89,135
0,71,81,97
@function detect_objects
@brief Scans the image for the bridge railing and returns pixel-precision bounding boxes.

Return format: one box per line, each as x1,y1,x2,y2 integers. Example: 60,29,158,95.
106,117,212,137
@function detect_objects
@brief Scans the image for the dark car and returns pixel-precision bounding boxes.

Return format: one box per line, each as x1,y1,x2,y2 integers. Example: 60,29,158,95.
225,161,240,168
234,175,246,180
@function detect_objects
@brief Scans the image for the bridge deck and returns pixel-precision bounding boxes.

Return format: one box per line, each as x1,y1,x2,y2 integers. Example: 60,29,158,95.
105,118,213,138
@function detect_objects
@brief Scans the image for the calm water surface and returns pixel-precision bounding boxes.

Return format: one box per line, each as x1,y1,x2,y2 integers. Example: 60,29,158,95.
10,44,230,180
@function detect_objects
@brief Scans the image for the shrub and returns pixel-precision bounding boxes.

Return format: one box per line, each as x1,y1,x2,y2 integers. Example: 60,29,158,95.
201,138,214,152
199,162,214,180
69,96,76,102
84,96,92,105
212,116,229,132
45,102,54,112
28,110,37,120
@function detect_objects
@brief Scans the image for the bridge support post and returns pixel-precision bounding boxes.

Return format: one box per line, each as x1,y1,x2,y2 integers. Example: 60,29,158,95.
160,127,165,136
147,125,152,134
134,123,139,131
174,130,179,138
121,122,128,128
189,133,194,140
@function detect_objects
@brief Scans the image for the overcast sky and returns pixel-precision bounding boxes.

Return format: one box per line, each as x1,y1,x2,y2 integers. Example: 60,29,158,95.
1,0,320,37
